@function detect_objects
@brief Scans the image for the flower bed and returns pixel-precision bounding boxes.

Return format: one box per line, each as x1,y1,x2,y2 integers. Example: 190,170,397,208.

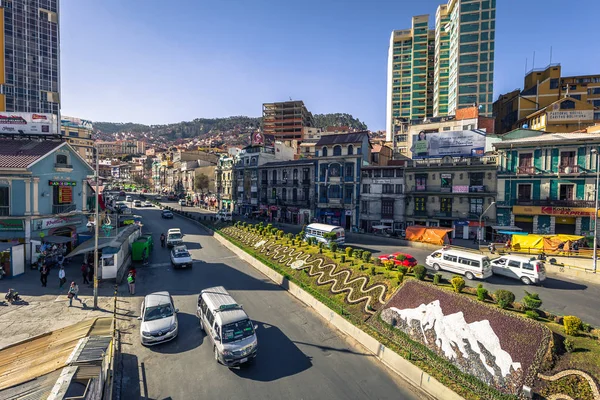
376,280,551,396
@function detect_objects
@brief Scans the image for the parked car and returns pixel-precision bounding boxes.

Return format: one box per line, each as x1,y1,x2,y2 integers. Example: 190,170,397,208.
155,195,162,201
167,228,184,247
126,195,133,202
215,211,233,222
490,255,546,285
134,200,142,207
143,200,153,207
161,210,173,219
178,199,186,206
138,292,179,346
378,252,418,268
170,245,193,269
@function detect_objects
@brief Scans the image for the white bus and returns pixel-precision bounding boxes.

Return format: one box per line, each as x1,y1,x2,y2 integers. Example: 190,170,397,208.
305,223,345,245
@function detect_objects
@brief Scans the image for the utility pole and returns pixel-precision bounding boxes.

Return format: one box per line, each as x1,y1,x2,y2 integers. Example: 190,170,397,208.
592,149,599,273
94,146,100,309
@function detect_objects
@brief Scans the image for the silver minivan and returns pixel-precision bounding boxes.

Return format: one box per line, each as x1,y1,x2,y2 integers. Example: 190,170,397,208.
197,286,258,366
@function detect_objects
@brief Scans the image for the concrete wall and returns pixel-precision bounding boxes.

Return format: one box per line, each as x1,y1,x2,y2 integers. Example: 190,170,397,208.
212,229,464,400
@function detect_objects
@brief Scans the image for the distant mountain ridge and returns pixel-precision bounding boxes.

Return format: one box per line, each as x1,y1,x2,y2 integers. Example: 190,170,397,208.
93,113,368,139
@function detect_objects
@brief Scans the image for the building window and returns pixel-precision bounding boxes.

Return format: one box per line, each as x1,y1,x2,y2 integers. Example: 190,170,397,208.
329,185,341,199
415,175,427,191
292,188,298,201
560,100,575,110
382,184,394,194
517,184,532,200
440,197,452,214
414,196,426,212
282,170,288,182
303,187,309,201
0,186,8,216
271,188,276,199
381,199,394,217
560,151,576,167
348,145,354,155
395,184,403,194
333,145,342,156
322,147,328,157
293,169,298,181
440,173,452,192
382,169,394,177
345,185,353,201
345,163,354,177
272,170,277,183
361,200,368,212
469,198,483,214
559,184,574,201
56,154,68,165
282,188,287,201
303,168,310,182
362,184,370,194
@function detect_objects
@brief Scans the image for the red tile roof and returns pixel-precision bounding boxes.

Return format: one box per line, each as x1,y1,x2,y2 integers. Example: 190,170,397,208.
0,139,64,168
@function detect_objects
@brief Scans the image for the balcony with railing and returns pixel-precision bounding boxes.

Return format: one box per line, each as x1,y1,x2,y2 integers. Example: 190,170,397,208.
558,165,580,174
517,166,536,175
515,199,595,208
409,185,495,194
302,179,311,185
53,204,77,214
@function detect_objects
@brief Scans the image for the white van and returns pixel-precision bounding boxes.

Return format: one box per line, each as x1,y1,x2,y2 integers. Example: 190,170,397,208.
426,249,493,280
490,255,546,285
305,223,345,245
197,286,258,367
216,211,232,222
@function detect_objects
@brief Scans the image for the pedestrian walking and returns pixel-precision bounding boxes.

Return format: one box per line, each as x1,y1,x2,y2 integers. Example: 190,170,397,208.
81,263,89,284
88,264,94,286
67,281,80,307
58,266,66,289
40,264,49,287
127,270,136,295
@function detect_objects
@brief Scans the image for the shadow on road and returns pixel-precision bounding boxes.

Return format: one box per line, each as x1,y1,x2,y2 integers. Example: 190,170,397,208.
232,320,312,382
540,277,587,291
292,340,373,357
151,312,204,354
120,353,142,399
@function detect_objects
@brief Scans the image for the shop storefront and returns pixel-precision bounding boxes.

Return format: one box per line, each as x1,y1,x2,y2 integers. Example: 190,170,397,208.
31,215,87,256
299,209,312,226
512,205,594,235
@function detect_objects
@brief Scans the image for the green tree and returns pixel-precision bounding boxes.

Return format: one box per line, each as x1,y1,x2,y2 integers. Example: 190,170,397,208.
194,173,210,193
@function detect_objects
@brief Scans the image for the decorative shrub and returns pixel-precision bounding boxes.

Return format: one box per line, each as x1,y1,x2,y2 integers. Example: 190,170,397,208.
355,249,364,258
495,289,516,309
554,315,564,324
397,266,408,275
525,310,539,320
373,258,382,266
397,272,404,285
277,230,284,238
318,242,323,253
522,291,543,310
345,247,354,257
298,230,305,238
433,273,441,285
329,242,339,252
563,316,582,336
383,260,394,271
564,338,575,353
450,276,466,293
412,265,426,281
340,254,346,263
582,322,592,333
476,284,488,302
369,266,376,276
286,233,294,240
362,251,372,262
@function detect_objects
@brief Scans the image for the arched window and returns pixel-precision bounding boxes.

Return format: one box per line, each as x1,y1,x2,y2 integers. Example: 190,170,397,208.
293,169,298,180
333,145,342,156
272,170,277,183
292,188,298,201
347,145,354,155
282,188,287,201
322,147,328,156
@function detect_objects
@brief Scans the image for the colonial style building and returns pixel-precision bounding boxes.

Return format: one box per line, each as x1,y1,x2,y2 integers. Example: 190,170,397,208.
404,155,498,240
359,165,405,233
494,132,600,236
259,159,316,225
215,156,235,211
314,132,371,229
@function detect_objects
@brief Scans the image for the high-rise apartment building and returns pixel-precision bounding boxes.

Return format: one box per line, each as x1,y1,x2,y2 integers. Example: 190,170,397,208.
0,0,60,115
386,0,496,142
262,100,315,140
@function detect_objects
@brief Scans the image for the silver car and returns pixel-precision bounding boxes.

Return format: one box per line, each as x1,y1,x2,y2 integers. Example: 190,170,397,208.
138,291,179,346
171,245,193,269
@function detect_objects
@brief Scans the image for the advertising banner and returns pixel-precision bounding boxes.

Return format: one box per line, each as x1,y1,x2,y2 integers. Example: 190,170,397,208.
61,116,93,130
0,219,24,231
0,112,58,135
33,215,83,231
513,205,600,217
410,129,486,159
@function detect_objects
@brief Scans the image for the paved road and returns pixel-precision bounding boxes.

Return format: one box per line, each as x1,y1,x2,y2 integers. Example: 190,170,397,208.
152,198,600,326
117,204,421,400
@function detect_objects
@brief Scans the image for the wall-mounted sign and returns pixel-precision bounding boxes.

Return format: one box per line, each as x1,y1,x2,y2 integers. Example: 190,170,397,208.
409,129,486,159
33,215,82,231
0,219,24,231
58,186,73,203
513,205,599,217
546,109,593,122
49,180,77,186
0,112,58,135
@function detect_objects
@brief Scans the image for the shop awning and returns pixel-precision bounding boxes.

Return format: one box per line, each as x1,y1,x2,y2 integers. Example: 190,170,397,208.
0,242,14,252
491,226,523,232
372,225,392,230
497,230,529,236
43,235,74,244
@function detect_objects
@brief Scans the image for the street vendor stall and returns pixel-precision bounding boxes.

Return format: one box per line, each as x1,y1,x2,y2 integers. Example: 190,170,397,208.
405,226,454,246
0,242,25,278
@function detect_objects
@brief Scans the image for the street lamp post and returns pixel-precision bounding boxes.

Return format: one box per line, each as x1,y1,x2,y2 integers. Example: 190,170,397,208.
93,146,100,309
592,149,599,273
478,201,496,247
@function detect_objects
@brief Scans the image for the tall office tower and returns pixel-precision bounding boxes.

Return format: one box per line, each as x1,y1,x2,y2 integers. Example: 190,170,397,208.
262,100,315,141
0,0,60,114
385,15,435,142
445,0,496,117
433,4,450,117
386,0,496,141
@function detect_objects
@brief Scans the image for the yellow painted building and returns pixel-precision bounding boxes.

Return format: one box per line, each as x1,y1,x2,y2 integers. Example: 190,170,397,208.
494,64,600,133
61,117,94,166
526,97,595,133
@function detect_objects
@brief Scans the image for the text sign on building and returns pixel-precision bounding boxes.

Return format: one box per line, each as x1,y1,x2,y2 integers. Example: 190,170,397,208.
546,110,594,122
0,219,24,231
0,112,58,135
49,180,77,186
513,205,600,217
33,215,82,231
410,130,486,159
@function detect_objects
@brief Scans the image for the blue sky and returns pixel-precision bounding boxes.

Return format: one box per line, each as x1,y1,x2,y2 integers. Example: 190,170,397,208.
60,0,600,131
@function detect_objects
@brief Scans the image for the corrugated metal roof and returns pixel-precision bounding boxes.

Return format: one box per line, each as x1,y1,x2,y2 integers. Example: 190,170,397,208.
0,139,64,169
496,133,600,145
0,369,62,400
72,336,111,364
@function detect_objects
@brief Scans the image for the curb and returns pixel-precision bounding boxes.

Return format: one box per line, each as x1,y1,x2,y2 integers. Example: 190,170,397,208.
207,226,463,400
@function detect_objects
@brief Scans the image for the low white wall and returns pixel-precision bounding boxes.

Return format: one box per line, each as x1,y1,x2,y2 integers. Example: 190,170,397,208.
213,230,464,400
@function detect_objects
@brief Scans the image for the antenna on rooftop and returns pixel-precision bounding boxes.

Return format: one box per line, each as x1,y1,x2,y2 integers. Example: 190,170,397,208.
525,58,528,74
532,51,536,70
549,46,553,65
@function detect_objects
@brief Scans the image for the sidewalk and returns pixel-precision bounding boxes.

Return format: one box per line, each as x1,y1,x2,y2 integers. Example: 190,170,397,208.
0,256,120,349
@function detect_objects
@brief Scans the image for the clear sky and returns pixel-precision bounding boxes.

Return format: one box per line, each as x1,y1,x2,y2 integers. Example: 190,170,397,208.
60,0,600,131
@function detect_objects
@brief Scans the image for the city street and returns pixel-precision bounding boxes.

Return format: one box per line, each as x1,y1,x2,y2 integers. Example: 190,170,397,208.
156,198,600,326
117,203,421,400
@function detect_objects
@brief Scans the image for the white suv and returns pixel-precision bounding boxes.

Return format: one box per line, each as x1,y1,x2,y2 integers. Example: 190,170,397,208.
216,211,232,222
166,228,184,248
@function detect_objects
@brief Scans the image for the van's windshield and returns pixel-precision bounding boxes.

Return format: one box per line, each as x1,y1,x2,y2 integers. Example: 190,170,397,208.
221,319,254,343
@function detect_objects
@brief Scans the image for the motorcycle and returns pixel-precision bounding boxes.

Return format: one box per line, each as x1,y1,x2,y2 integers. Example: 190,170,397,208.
5,289,21,304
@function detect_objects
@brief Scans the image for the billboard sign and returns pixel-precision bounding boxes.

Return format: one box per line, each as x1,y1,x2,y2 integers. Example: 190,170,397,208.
410,129,486,159
0,112,58,135
62,116,93,130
